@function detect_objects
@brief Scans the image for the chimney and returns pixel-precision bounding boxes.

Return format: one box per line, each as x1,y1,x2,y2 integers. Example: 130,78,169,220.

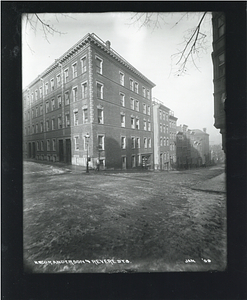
203,128,207,133
106,40,111,50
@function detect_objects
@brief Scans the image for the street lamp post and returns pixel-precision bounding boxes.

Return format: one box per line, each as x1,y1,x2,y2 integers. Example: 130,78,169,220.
85,133,90,173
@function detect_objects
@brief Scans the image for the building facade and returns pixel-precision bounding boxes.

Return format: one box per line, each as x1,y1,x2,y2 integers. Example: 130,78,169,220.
212,12,226,152
152,98,177,170
23,33,155,169
176,125,210,169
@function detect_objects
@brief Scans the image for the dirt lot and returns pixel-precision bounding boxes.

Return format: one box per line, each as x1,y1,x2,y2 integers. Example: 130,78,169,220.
23,161,226,273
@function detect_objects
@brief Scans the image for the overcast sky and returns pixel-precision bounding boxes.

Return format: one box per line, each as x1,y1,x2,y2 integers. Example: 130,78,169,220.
22,12,222,144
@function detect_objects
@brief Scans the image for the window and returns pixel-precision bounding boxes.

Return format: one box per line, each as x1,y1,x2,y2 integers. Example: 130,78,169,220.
147,89,150,99
36,124,38,133
148,121,151,131
36,107,38,117
36,141,39,151
131,137,135,149
164,138,166,146
121,114,125,127
47,140,50,151
136,138,140,148
144,138,147,149
57,95,62,107
81,82,88,99
134,82,138,93
166,125,168,133
41,141,44,151
45,101,49,113
167,138,169,146
52,139,56,151
137,154,141,166
28,126,30,134
57,74,61,86
130,79,134,91
147,106,150,115
143,103,146,114
130,98,134,110
159,110,162,119
119,93,125,107
160,123,162,132
40,122,43,132
46,120,49,131
51,99,55,111
51,78,54,91
64,69,69,83
119,72,124,86
135,100,139,111
144,120,147,130
131,155,136,168
218,15,225,38
98,108,104,124
40,104,43,115
45,82,48,95
58,116,62,128
74,111,78,126
52,118,55,130
163,124,166,133
83,108,88,123
81,56,87,73
96,56,103,74
71,87,77,102
218,53,225,76
163,112,166,121
160,138,163,146
142,87,146,97
136,118,140,130
131,117,135,129
31,93,34,103
65,113,70,127
121,136,126,149
35,90,38,101
148,138,151,148
65,91,70,105
39,87,43,98
74,136,79,150
72,63,77,78
98,135,104,150
27,111,30,120
31,109,34,119
97,82,103,99
164,153,167,161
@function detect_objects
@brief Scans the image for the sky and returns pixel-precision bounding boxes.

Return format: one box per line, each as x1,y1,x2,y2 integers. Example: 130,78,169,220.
22,12,222,145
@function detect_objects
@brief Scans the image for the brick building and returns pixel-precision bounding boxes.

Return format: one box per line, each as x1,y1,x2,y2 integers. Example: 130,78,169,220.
152,98,177,170
212,12,226,152
176,125,210,169
23,33,155,169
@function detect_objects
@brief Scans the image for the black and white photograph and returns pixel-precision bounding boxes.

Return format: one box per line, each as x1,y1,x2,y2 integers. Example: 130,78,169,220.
22,11,228,274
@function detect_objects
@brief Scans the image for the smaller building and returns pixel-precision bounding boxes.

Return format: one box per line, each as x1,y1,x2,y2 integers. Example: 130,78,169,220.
176,125,210,169
152,98,177,170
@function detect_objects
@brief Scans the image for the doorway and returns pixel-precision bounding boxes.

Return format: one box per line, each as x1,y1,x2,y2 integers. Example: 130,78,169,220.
59,140,64,162
65,139,71,164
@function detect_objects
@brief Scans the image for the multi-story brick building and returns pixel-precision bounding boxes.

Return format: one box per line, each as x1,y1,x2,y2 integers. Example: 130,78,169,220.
152,98,177,170
23,33,155,169
176,125,210,169
169,110,178,169
212,12,226,152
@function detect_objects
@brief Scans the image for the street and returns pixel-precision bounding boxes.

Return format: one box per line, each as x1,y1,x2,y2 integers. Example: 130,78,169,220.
23,161,226,273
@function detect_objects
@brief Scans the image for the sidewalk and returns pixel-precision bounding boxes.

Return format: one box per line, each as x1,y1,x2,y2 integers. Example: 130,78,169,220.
191,172,226,193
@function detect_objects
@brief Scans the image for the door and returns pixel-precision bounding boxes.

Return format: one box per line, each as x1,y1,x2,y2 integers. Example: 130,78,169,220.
59,140,64,162
32,142,36,158
122,156,126,169
160,153,163,170
28,143,32,158
65,139,71,164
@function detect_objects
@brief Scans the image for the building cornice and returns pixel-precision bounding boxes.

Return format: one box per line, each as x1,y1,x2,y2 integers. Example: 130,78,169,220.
23,33,155,91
